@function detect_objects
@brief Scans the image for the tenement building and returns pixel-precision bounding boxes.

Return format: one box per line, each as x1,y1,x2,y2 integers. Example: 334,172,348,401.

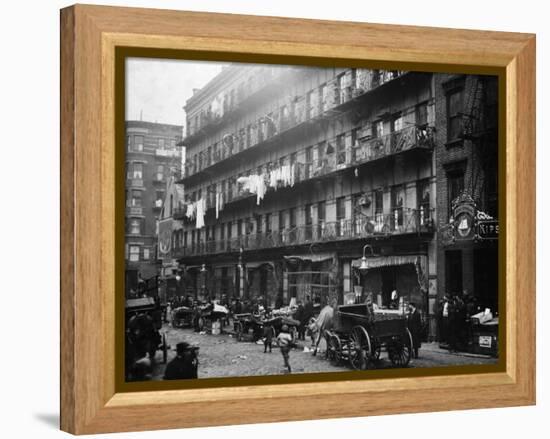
172,64,438,325
125,120,183,297
434,74,499,312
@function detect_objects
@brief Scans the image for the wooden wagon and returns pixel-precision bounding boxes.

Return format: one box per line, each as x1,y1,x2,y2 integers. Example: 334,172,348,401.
324,304,413,370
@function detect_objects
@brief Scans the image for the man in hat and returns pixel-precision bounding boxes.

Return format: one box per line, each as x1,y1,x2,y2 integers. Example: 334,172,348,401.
407,302,422,359
163,341,199,380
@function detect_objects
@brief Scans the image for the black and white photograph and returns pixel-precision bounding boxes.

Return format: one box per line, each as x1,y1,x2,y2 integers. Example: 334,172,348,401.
124,59,500,382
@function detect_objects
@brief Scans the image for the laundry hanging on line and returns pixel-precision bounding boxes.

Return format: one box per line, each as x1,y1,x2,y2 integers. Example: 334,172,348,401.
237,174,267,205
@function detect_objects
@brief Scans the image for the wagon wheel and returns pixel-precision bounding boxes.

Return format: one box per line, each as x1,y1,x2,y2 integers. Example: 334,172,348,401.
349,326,371,370
331,334,343,365
371,342,382,362
388,328,413,367
324,332,338,363
161,333,168,364
234,321,243,341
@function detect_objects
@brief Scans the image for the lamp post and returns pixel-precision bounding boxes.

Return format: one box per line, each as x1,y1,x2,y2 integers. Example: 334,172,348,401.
357,244,376,304
359,244,375,271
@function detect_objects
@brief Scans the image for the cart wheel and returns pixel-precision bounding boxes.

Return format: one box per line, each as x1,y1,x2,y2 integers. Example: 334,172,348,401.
388,328,413,367
331,334,343,365
162,333,168,364
349,326,371,370
371,342,382,361
235,322,243,341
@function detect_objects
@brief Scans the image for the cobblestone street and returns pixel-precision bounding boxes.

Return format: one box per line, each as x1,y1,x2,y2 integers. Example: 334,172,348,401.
151,323,498,380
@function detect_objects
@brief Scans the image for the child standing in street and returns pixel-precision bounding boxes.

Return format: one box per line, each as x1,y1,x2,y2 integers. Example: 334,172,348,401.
263,324,274,353
276,324,293,373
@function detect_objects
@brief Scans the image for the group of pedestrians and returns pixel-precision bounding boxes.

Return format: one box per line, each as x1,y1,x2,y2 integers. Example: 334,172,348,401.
438,291,479,351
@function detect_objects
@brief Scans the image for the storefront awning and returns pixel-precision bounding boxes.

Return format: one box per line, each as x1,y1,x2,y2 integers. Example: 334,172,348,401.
351,254,428,290
351,255,422,269
245,261,275,270
284,253,334,263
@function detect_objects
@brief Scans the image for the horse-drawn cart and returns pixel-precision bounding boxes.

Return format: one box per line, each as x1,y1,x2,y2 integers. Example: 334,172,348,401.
233,314,301,342
233,313,264,341
324,304,413,370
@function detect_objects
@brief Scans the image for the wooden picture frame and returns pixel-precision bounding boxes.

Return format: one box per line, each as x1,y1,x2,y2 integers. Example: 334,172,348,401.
60,4,535,434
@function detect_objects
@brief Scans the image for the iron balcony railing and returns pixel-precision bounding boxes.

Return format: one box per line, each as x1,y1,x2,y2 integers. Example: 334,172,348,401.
182,124,434,212
183,69,408,179
173,210,434,258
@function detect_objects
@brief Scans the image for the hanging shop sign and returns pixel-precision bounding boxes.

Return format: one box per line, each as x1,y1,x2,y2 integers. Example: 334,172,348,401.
453,193,476,240
158,218,173,259
441,192,499,244
477,219,499,239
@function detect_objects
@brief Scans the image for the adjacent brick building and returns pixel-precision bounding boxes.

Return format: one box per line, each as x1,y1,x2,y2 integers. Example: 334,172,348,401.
434,74,499,312
125,120,183,297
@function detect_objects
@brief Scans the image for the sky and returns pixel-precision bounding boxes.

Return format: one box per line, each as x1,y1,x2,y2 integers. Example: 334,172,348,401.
126,57,227,132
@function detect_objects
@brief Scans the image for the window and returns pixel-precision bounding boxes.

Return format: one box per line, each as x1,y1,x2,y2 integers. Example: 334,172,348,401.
336,134,345,164
373,120,384,138
143,248,150,260
170,139,176,148
158,138,165,148
305,204,313,240
256,215,262,234
129,218,141,235
375,189,384,230
336,197,346,236
279,210,286,231
129,246,140,262
447,170,465,218
134,135,143,152
391,185,405,229
305,146,313,178
265,213,272,234
155,190,164,207
317,201,326,238
131,190,142,207
237,219,243,236
417,179,431,226
416,102,429,127
227,222,232,240
447,88,464,141
132,163,143,179
391,114,403,132
156,164,164,181
288,208,296,242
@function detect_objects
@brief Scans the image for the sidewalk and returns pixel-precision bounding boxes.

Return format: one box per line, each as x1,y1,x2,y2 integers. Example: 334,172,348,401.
421,342,496,360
